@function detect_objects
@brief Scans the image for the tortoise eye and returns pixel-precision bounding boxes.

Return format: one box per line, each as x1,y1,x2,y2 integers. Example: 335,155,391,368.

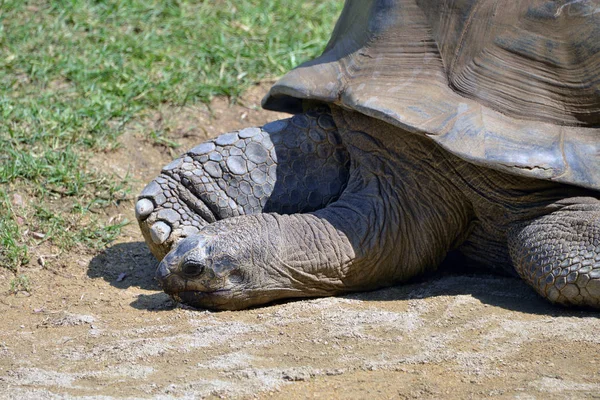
181,261,205,277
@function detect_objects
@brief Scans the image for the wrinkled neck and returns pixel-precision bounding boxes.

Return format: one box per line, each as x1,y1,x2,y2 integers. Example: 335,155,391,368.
323,107,474,284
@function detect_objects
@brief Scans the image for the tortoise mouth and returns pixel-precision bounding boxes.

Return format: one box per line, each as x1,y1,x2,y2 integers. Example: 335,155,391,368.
170,289,233,309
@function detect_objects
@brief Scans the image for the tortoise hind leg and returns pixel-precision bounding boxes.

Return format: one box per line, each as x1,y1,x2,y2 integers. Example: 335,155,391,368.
508,198,600,307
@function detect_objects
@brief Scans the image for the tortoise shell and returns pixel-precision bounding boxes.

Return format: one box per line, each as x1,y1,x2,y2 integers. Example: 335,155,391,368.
262,0,600,190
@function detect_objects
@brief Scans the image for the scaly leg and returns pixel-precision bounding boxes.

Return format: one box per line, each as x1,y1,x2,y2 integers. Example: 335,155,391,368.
136,110,350,259
508,197,600,307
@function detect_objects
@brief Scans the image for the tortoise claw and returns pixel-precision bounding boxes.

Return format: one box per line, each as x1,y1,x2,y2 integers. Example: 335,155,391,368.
135,198,154,220
150,221,171,244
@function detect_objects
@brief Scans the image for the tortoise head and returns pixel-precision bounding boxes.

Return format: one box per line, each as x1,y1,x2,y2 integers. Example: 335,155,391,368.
155,218,306,310
156,233,251,310
155,212,357,310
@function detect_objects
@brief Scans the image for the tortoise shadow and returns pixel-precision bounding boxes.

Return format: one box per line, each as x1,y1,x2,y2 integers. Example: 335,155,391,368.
264,254,600,317
87,241,177,311
343,268,600,319
87,242,600,317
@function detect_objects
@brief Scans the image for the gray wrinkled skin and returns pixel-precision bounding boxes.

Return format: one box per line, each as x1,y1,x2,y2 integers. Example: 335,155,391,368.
137,108,600,310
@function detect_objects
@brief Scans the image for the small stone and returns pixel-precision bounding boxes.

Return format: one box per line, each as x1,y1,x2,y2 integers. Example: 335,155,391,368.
325,369,345,376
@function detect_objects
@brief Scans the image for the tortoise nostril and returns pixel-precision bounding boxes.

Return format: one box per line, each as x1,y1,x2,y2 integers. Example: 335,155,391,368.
155,259,172,282
182,262,205,277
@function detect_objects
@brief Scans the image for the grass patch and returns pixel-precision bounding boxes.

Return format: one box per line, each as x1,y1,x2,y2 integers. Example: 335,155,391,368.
0,190,29,271
32,204,128,250
0,0,342,271
9,274,31,294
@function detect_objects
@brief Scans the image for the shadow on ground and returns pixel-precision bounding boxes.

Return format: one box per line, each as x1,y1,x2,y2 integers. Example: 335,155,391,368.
347,270,600,319
88,241,159,290
343,252,600,318
88,241,179,311
89,242,600,318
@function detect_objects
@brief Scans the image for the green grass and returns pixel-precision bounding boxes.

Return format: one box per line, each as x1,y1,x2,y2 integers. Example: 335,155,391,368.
0,0,342,272
0,191,29,270
9,274,31,294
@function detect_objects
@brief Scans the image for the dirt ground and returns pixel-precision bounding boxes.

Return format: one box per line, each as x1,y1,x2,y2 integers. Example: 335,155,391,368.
1,85,600,399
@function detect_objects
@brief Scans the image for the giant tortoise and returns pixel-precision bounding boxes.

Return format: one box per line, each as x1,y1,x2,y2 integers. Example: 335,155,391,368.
136,0,600,310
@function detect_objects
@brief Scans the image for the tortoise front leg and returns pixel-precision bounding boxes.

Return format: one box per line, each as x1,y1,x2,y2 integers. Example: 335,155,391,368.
508,197,600,307
136,110,350,259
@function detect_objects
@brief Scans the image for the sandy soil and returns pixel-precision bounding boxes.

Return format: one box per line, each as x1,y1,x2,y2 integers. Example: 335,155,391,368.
1,85,600,399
